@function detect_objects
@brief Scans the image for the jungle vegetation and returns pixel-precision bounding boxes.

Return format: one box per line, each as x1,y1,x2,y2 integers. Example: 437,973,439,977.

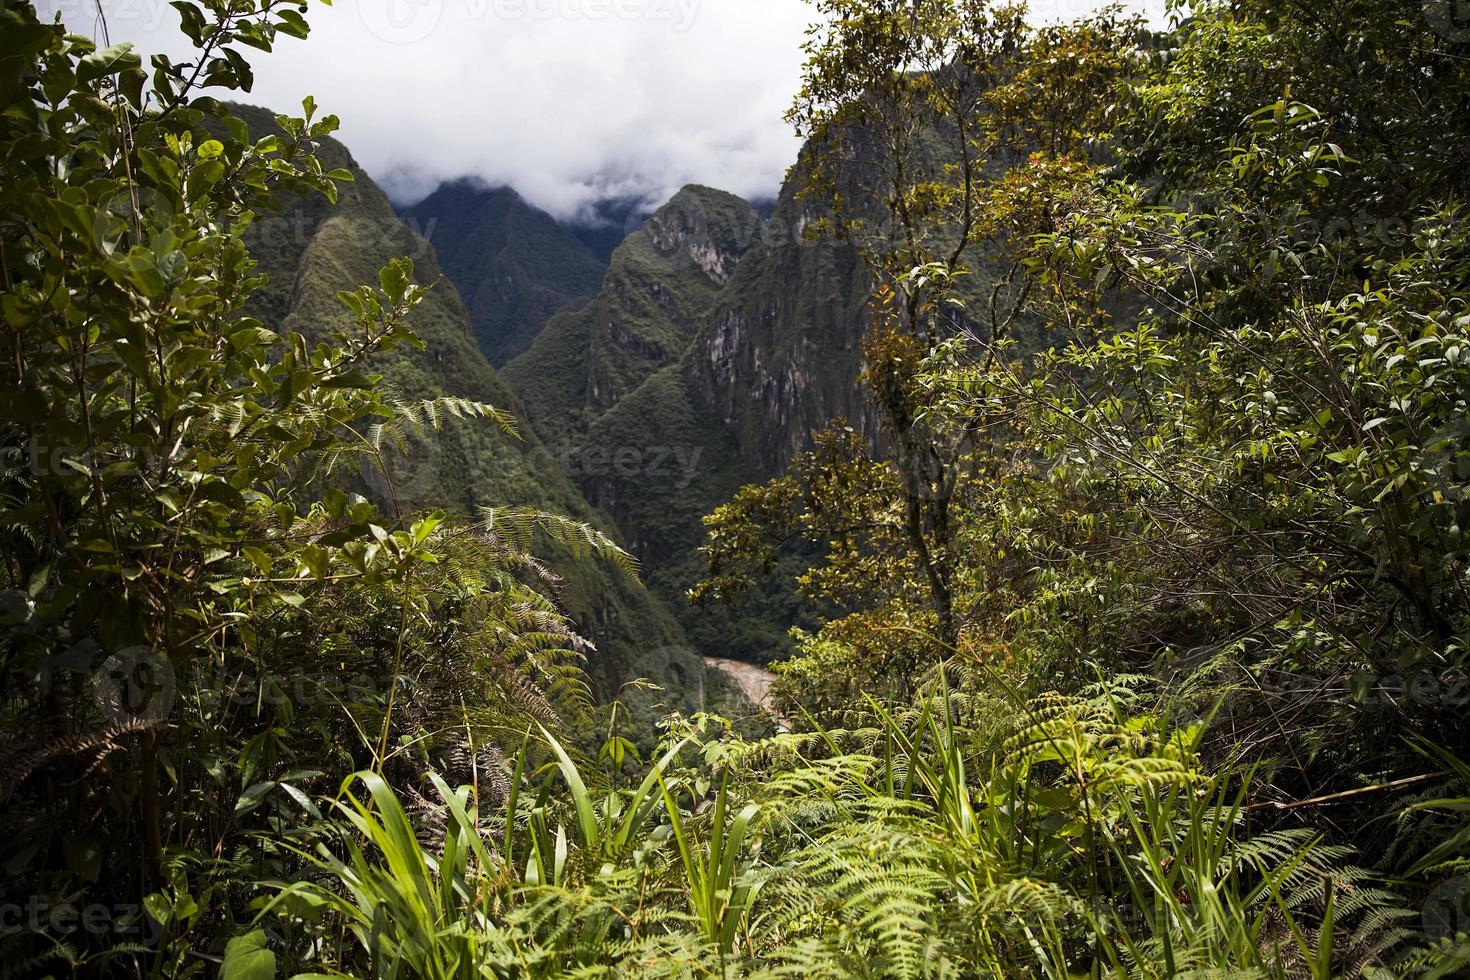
3,0,1470,976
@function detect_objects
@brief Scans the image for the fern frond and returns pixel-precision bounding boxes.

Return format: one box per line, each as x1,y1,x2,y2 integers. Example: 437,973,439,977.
479,506,639,582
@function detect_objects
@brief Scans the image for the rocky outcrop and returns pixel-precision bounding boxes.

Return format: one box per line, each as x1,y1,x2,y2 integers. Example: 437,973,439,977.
643,185,762,286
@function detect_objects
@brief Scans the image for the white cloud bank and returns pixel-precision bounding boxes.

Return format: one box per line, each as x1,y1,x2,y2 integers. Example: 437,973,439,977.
36,0,1167,221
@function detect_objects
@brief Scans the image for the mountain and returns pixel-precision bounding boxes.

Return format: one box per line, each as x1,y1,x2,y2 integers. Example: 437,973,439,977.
229,104,686,694
501,185,764,450
587,179,877,657
395,181,608,366
491,171,876,661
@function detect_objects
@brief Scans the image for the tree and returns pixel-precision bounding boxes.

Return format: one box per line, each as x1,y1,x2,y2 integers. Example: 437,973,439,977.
703,2,1140,653
0,3,625,968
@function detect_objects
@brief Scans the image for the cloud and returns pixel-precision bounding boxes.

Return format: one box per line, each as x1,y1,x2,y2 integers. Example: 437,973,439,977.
37,0,1167,221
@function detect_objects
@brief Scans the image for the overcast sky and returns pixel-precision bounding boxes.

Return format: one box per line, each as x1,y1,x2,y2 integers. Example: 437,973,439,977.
38,0,1167,221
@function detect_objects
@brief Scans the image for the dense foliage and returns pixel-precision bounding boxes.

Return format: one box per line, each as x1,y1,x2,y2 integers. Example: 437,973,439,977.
5,0,1470,977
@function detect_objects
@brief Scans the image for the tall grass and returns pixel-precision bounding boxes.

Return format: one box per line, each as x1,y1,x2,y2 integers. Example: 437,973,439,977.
264,686,1429,977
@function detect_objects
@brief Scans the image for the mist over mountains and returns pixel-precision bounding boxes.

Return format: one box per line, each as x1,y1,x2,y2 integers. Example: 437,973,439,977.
385,155,867,663
34,0,814,219
214,78,883,684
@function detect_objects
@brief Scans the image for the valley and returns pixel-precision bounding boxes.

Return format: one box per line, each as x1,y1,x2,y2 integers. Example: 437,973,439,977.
6,2,1470,976
396,162,876,668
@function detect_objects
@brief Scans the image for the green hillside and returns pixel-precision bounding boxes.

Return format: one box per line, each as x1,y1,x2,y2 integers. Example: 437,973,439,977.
229,104,684,691
396,181,607,366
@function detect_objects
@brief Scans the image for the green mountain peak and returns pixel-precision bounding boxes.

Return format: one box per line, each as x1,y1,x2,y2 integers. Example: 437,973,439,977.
500,184,762,449
398,180,608,366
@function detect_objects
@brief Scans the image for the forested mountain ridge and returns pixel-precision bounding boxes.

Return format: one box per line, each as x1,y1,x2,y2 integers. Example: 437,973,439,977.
495,140,1019,660
396,181,608,366
502,184,762,449
227,103,685,691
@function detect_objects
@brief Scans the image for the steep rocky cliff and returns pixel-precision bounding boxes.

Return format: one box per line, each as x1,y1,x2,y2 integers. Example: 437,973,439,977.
688,183,877,477
501,185,763,449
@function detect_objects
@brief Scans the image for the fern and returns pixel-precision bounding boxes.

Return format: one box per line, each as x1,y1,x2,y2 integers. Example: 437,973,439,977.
480,506,641,581
370,395,520,453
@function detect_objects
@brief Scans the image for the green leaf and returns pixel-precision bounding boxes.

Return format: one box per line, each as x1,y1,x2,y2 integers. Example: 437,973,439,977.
235,781,277,816
77,43,141,84
277,10,311,40
222,930,276,980
378,260,411,305
241,546,272,575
